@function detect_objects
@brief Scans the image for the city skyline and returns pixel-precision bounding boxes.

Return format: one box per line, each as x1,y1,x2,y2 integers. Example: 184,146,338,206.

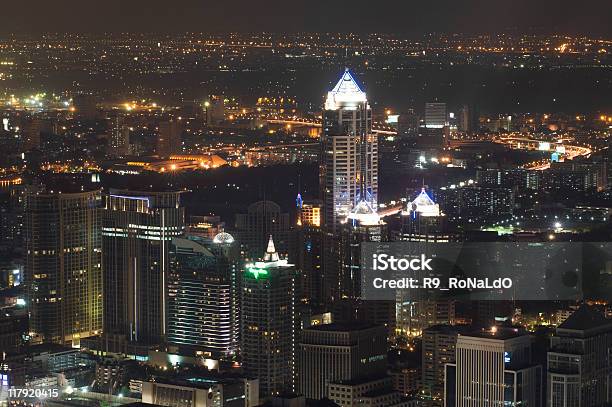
0,8,611,406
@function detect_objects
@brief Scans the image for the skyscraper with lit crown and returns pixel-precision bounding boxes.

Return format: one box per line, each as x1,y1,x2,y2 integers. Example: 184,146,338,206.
321,68,378,233
241,236,295,398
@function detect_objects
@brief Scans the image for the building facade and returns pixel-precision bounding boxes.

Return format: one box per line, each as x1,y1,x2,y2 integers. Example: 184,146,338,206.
241,236,295,398
445,328,542,407
321,68,378,233
167,234,239,359
547,305,612,407
298,323,387,400
24,189,103,346
101,189,184,352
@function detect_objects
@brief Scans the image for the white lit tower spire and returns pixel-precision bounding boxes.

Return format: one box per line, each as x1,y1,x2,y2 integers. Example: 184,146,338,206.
321,68,378,233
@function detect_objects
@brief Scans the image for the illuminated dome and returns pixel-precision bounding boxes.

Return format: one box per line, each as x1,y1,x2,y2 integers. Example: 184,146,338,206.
347,200,381,226
213,232,235,244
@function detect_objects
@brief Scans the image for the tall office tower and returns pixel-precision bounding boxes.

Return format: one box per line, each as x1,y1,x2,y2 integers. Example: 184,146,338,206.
422,102,447,147
109,115,130,157
338,200,386,300
298,323,387,400
396,188,454,338
398,188,448,242
296,200,323,307
205,95,225,125
241,236,295,398
321,68,378,233
101,190,184,353
547,305,612,407
166,234,239,359
422,325,467,405
234,200,292,260
445,328,542,407
72,94,98,121
425,103,447,129
24,189,103,346
156,119,182,158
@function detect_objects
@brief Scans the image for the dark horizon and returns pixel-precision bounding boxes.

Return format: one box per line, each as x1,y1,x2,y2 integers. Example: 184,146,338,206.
2,0,611,37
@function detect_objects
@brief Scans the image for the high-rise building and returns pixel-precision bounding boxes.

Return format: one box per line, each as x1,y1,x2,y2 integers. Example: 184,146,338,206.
24,189,103,346
338,200,386,300
321,68,378,233
241,236,295,398
167,234,239,359
101,189,184,353
422,325,467,404
398,188,448,242
422,102,447,147
425,103,447,129
234,200,292,260
298,323,387,400
109,115,130,157
157,119,182,157
547,305,612,407
445,327,543,407
296,199,324,307
396,189,454,338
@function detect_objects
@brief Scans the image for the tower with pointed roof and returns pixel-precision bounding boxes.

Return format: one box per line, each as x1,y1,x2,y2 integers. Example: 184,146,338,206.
321,68,378,233
398,187,449,243
241,235,295,398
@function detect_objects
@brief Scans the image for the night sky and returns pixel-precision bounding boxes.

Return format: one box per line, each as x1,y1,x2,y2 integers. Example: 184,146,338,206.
2,0,611,35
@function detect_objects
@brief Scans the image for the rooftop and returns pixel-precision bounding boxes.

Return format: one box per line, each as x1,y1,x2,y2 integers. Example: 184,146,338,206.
558,304,612,332
325,68,367,109
347,200,382,226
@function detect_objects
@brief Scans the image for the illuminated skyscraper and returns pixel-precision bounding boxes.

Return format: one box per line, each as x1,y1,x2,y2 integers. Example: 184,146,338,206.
338,200,386,300
425,103,447,130
422,102,448,147
321,69,378,233
241,236,295,397
24,189,103,346
167,234,239,359
101,190,184,353
399,188,447,242
109,115,130,157
396,188,454,337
